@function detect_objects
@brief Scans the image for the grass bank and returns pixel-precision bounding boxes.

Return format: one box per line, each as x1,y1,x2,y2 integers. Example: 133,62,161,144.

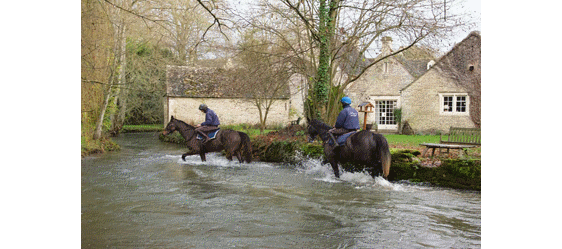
122,124,164,133
80,125,121,157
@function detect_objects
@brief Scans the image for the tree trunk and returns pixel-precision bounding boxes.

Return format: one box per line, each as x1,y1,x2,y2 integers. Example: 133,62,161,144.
93,82,113,140
93,15,125,140
110,24,127,136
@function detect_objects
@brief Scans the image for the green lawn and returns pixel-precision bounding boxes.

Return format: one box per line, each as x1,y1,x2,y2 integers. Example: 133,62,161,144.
122,124,164,133
384,134,481,158
383,134,440,147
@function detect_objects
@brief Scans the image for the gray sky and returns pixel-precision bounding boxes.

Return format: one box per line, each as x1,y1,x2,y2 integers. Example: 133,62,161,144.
448,0,481,51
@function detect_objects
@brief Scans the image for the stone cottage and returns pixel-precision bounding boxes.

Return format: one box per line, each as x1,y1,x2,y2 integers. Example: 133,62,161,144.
401,31,481,133
345,36,435,132
164,65,305,127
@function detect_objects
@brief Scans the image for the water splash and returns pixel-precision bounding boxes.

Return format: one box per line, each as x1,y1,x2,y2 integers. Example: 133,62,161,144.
292,152,428,192
176,152,274,169
177,153,239,167
293,153,340,183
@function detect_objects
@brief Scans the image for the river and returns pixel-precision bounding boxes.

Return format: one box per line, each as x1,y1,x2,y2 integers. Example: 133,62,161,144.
81,133,481,248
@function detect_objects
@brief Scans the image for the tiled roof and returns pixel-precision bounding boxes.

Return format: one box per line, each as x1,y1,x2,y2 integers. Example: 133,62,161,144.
388,45,436,79
166,65,290,99
401,31,481,91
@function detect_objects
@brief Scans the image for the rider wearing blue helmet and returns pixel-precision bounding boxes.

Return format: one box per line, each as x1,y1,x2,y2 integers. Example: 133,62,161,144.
329,96,360,144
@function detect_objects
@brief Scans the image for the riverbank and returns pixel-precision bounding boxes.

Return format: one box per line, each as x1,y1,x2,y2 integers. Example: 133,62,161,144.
81,134,121,157
158,125,481,191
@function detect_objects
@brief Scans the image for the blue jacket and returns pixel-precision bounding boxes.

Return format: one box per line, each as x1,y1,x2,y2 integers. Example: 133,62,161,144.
201,109,220,126
334,105,360,130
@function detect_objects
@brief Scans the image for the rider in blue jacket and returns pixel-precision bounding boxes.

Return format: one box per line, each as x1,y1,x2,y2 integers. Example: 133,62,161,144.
195,104,220,144
329,96,359,145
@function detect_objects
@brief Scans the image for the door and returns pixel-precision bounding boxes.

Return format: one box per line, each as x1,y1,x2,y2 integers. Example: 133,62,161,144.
375,100,398,130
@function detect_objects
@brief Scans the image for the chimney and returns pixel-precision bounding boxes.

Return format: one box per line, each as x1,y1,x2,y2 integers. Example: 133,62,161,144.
381,36,393,56
427,60,436,70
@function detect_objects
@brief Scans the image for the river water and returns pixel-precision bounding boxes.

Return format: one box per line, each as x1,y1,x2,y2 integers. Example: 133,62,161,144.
82,133,481,248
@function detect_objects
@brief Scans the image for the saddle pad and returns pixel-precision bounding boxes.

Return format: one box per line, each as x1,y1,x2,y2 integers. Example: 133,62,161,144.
328,131,356,146
196,129,220,140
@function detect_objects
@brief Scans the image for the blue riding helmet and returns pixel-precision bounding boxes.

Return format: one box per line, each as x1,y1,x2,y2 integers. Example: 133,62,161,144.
340,96,352,105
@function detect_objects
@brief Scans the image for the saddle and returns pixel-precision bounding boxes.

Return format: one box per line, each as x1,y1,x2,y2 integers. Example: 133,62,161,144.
328,131,357,146
196,128,220,141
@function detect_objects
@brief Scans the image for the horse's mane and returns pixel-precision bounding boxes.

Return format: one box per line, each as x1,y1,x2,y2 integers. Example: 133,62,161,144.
311,119,332,131
172,117,195,129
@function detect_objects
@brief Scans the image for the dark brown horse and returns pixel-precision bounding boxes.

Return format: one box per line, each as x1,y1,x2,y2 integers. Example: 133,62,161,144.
162,116,252,163
307,119,391,179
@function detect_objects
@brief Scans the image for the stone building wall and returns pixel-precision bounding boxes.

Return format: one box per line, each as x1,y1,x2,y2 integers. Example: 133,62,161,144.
345,57,414,128
288,74,307,121
166,97,291,127
401,69,475,134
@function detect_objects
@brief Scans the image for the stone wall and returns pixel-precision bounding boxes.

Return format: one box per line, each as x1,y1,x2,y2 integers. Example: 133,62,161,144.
166,97,291,127
345,57,414,129
401,69,475,134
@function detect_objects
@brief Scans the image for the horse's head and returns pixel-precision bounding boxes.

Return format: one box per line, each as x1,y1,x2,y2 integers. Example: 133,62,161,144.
307,120,320,143
307,119,332,143
163,116,196,136
162,116,178,135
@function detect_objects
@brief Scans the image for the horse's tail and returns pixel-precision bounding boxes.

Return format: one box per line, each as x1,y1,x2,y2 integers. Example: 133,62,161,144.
372,133,392,178
238,132,253,163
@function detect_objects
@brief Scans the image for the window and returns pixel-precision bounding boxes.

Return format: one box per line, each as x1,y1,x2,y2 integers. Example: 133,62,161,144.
440,93,469,115
382,61,389,73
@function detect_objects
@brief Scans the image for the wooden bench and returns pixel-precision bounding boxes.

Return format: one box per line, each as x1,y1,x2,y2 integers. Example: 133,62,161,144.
420,127,481,158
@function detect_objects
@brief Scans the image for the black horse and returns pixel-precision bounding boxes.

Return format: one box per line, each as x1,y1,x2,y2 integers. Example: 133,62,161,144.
162,116,253,163
307,119,391,179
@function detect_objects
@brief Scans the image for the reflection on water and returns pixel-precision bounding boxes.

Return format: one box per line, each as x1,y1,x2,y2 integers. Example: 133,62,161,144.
82,133,480,248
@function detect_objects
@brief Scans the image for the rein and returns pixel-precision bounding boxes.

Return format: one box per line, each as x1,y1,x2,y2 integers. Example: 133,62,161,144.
174,120,198,142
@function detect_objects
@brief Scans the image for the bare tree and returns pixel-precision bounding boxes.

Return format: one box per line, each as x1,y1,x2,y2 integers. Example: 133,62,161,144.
238,0,472,124
83,0,227,140
82,0,115,140
90,0,136,140
233,30,293,133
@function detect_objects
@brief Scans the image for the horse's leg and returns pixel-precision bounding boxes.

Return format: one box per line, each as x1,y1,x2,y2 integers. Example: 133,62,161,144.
369,163,381,178
329,159,340,178
323,144,340,178
199,143,207,162
199,151,207,162
182,151,198,161
225,143,236,161
224,147,233,161
235,151,243,163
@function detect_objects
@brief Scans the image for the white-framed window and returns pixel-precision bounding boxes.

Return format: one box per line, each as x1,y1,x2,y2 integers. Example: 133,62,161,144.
368,96,400,130
439,93,469,115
